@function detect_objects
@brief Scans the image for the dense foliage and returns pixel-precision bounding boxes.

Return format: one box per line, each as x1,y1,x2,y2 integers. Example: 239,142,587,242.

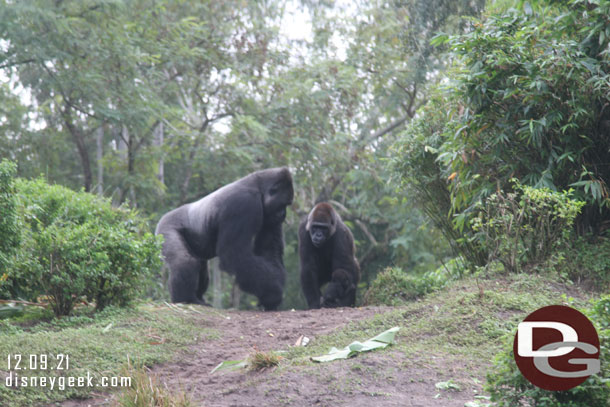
438,0,610,231
1,174,162,316
390,95,487,267
563,235,610,288
0,0,487,309
0,160,19,274
472,181,585,273
393,0,610,271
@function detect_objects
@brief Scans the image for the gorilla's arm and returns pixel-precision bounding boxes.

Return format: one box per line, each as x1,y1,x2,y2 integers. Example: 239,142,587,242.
299,222,323,309
254,221,285,263
216,199,285,310
321,226,359,307
330,227,359,278
156,206,209,305
300,258,321,309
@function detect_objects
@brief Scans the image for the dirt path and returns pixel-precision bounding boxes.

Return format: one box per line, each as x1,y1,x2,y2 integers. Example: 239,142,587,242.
62,306,487,407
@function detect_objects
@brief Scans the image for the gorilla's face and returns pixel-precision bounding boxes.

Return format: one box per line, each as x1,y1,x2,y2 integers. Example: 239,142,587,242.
305,202,337,248
309,225,330,248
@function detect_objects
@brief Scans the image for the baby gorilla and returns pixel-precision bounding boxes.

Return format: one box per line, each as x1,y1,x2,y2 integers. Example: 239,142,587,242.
298,202,360,309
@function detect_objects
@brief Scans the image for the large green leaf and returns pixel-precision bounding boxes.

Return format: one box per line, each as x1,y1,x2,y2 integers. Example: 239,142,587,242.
311,327,400,363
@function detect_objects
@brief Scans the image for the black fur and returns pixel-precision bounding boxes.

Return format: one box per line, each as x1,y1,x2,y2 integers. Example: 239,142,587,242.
298,202,360,309
156,168,293,311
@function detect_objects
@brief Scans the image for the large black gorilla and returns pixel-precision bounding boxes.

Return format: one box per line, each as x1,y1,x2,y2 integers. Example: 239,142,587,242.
156,167,293,311
299,202,360,309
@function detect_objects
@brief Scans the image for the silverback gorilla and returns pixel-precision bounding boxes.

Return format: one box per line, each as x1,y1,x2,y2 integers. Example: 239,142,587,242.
156,168,293,311
299,202,360,308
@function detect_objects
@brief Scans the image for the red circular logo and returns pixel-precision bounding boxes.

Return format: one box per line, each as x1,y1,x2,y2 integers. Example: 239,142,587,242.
513,305,600,391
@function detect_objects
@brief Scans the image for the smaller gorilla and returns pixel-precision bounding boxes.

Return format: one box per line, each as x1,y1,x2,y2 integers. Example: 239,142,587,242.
299,202,360,309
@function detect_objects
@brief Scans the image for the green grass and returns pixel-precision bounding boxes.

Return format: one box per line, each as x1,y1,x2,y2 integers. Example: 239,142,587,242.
248,350,282,371
113,363,192,407
0,272,592,406
285,273,588,367
273,273,591,400
0,303,217,406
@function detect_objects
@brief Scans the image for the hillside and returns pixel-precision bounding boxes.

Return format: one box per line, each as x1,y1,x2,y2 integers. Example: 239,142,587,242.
0,273,585,407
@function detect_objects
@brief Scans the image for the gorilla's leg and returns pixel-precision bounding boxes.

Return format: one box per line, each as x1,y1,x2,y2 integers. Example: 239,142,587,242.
196,261,209,303
301,266,322,309
163,230,208,305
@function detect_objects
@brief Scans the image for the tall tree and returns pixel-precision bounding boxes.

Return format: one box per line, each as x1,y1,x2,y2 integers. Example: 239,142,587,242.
0,1,163,193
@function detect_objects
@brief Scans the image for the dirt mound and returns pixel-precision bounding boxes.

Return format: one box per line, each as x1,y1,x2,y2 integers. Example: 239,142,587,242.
62,306,484,406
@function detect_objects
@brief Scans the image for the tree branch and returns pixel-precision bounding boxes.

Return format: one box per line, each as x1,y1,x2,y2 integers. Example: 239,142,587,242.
365,115,409,143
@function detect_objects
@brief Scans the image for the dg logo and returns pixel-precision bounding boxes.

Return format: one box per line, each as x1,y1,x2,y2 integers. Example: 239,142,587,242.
514,305,601,391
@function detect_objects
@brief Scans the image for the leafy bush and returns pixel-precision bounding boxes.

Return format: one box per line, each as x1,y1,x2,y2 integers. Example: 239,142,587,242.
1,178,162,316
471,181,585,273
434,0,610,232
0,160,19,275
486,295,610,407
562,235,610,289
391,0,610,275
390,95,487,267
364,262,463,306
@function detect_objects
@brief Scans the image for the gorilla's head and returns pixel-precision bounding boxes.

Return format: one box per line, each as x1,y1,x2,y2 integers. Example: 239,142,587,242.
306,202,337,248
258,167,294,225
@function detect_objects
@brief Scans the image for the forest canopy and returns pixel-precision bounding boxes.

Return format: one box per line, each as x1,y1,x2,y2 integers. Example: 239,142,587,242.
0,0,608,309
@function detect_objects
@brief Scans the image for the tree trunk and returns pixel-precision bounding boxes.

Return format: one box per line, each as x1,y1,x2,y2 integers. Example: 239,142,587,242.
62,109,92,192
155,121,165,185
180,122,208,202
96,126,104,195
118,125,136,206
180,149,198,203
231,280,241,309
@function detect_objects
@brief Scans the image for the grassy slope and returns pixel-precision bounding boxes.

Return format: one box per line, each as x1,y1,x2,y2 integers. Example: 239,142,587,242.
0,273,592,406
288,273,588,362
277,273,591,404
0,304,219,406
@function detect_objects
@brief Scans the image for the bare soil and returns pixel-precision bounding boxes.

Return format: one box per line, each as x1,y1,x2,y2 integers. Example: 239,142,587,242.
61,306,488,407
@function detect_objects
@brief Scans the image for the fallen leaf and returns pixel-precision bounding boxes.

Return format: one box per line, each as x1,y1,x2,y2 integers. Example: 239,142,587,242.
311,327,399,363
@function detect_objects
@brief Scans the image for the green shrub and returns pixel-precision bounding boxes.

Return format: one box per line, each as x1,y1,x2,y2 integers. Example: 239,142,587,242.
0,159,19,275
2,178,162,316
364,263,463,306
436,1,610,233
390,94,487,268
562,235,610,289
486,295,610,407
471,181,585,274
364,267,424,306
